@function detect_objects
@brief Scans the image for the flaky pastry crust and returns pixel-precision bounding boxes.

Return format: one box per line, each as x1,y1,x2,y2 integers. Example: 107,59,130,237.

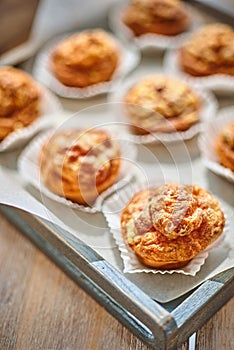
124,76,200,134
121,184,225,269
123,0,190,36
40,129,121,205
179,24,234,77
216,122,234,172
50,30,120,87
0,67,41,141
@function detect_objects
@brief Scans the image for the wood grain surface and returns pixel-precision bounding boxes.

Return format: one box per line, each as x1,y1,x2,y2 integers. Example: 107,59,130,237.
0,213,233,350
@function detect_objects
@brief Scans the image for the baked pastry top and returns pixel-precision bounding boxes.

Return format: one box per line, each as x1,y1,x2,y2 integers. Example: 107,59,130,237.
179,23,234,76
50,29,120,87
124,76,200,134
0,66,41,141
123,0,190,36
121,184,225,269
40,129,121,205
216,122,234,172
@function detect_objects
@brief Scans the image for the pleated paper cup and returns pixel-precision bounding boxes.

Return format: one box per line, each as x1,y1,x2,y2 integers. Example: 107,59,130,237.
108,2,203,51
33,31,140,99
18,127,138,213
109,74,218,144
103,180,229,276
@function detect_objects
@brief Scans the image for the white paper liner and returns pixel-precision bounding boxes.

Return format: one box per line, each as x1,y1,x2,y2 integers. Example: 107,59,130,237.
103,180,229,276
33,31,141,99
0,85,62,152
109,74,218,144
108,2,203,51
18,127,138,213
164,49,234,94
199,105,234,183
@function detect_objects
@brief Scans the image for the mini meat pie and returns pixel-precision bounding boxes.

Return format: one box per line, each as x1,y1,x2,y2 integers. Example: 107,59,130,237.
123,0,190,36
50,29,120,87
39,129,121,205
179,24,234,77
0,66,41,141
124,76,200,134
216,122,234,172
121,184,225,269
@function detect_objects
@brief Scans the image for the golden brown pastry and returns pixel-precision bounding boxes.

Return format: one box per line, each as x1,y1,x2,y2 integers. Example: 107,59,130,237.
50,29,120,87
0,66,41,141
179,24,234,77
121,184,225,269
123,0,190,36
40,129,121,205
124,76,200,135
216,122,234,172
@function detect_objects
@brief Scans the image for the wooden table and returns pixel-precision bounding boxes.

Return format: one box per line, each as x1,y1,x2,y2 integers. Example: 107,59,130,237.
0,213,233,350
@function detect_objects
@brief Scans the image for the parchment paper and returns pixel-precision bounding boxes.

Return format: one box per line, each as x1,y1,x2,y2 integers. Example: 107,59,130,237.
0,152,233,303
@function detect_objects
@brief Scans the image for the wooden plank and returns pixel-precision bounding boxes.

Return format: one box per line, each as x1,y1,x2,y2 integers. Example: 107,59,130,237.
172,278,233,347
196,298,234,350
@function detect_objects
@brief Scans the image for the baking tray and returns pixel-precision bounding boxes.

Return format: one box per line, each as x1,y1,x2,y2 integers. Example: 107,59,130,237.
1,205,233,350
1,2,234,350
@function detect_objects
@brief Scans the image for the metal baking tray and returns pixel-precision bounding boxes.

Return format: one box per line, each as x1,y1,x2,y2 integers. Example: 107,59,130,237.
1,2,234,349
